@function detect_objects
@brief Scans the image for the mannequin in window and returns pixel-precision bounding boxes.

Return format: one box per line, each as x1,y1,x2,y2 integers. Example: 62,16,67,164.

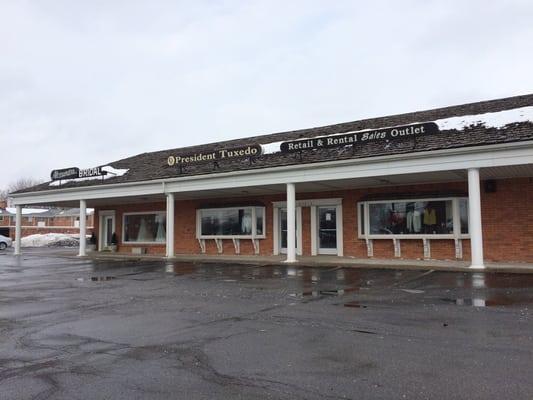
423,204,437,233
155,215,166,242
406,203,414,233
389,208,403,234
137,217,150,241
241,212,252,234
412,202,423,233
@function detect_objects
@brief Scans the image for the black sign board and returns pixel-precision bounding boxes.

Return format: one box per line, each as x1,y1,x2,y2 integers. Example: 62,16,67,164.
167,144,262,167
51,167,79,181
50,166,107,181
280,122,439,153
78,167,107,178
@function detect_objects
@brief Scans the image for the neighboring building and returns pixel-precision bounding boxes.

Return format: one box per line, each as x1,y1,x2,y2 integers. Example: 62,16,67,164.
8,94,533,267
0,201,93,238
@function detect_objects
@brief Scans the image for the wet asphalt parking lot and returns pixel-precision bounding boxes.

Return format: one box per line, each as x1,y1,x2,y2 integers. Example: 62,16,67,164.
1,249,533,399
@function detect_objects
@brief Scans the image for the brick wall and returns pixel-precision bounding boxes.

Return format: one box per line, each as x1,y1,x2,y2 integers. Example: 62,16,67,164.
94,177,533,262
4,213,94,239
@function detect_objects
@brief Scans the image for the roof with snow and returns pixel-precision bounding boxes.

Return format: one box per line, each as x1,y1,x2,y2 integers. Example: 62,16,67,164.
13,93,533,194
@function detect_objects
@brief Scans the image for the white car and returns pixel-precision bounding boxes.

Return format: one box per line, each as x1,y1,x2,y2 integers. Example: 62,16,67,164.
0,235,12,250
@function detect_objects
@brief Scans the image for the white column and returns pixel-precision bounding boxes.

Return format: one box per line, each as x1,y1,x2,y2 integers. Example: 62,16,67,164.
78,200,87,256
166,193,175,258
468,168,484,269
310,205,318,256
14,205,22,255
285,183,297,263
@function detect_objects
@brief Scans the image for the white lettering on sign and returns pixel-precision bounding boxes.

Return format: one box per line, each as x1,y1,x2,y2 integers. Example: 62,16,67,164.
78,167,103,178
168,145,262,167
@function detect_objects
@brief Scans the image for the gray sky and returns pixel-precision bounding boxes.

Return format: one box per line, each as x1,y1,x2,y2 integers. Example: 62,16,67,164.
2,0,533,188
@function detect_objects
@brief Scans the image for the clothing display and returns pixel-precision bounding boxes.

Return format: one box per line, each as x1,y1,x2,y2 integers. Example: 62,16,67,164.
423,208,437,226
136,218,150,241
155,215,166,242
241,214,252,234
406,210,422,233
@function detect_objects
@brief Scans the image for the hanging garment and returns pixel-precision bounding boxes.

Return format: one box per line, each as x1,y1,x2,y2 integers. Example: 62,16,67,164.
413,210,422,233
137,217,150,241
241,214,252,234
155,215,166,242
423,208,437,226
406,211,414,232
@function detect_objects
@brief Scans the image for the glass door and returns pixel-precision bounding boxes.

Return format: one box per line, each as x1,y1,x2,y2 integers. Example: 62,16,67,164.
279,208,300,255
100,215,115,250
318,206,337,254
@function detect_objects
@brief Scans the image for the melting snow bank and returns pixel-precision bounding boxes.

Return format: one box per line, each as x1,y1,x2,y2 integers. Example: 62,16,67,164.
49,165,129,186
259,106,533,155
21,233,85,247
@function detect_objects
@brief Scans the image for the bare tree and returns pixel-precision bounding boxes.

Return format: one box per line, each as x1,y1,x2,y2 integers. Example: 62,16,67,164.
0,177,45,206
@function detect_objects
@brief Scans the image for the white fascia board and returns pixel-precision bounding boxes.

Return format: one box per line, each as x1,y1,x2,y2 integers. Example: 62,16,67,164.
11,141,533,205
11,182,165,206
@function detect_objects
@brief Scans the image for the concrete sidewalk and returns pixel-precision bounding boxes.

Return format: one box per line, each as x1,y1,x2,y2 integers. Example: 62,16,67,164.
78,250,533,274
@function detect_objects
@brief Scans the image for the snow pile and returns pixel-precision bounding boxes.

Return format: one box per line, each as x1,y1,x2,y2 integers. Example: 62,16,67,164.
21,233,81,248
49,165,129,187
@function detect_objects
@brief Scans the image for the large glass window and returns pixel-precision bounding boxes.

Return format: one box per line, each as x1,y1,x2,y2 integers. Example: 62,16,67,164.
199,207,265,237
123,213,166,243
367,200,454,236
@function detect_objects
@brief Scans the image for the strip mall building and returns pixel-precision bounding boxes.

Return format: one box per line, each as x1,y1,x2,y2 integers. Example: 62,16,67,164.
10,94,533,268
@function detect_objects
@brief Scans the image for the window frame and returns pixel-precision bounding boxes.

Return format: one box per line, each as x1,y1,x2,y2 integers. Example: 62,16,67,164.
357,197,470,239
122,211,167,244
196,206,266,239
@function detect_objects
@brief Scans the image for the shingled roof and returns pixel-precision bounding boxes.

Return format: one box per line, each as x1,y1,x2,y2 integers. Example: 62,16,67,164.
13,93,533,194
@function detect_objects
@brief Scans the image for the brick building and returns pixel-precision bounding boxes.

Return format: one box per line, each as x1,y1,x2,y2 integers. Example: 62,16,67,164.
8,94,533,267
0,201,93,238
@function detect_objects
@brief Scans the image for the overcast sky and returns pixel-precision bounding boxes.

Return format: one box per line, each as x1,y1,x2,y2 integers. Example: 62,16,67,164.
1,0,533,188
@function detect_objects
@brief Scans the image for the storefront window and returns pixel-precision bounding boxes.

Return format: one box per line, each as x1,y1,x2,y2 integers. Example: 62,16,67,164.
199,207,265,237
123,213,166,243
368,200,453,235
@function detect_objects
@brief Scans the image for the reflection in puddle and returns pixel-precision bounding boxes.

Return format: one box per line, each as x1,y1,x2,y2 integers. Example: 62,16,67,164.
289,287,358,298
441,295,527,307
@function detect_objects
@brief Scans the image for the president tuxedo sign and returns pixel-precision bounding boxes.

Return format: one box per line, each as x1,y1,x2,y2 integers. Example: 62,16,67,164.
280,122,439,153
167,145,262,167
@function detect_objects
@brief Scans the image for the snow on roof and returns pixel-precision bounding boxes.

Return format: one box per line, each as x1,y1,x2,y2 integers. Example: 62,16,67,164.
7,207,48,215
259,106,533,154
434,105,533,131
